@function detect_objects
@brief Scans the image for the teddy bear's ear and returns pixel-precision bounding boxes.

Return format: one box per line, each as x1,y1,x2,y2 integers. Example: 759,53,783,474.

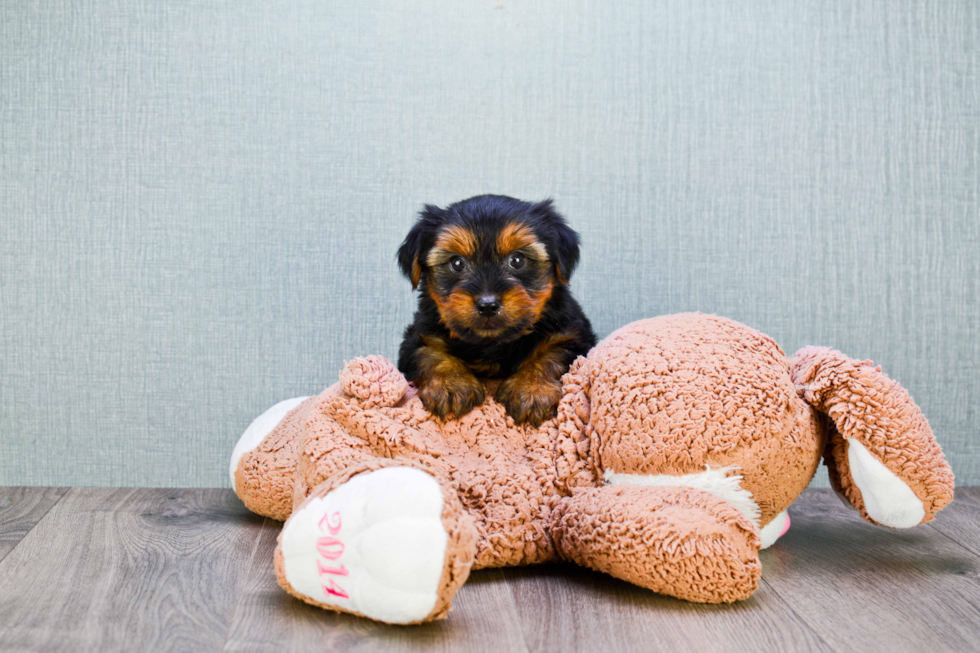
397,204,445,289
530,199,581,285
790,346,954,527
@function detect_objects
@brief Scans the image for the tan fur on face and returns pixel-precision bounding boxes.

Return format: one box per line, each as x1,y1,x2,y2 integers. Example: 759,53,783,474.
429,278,554,340
426,222,554,338
428,286,474,338
500,281,554,331
427,225,478,268
497,222,548,261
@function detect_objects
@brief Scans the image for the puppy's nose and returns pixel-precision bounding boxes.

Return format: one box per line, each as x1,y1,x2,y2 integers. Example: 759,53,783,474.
475,295,502,317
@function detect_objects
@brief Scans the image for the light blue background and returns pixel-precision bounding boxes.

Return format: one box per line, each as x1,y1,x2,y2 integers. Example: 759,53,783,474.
1,0,977,487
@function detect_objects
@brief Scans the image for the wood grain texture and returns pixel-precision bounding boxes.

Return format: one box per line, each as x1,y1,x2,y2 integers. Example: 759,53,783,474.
0,488,265,653
0,486,67,562
508,564,832,653
223,520,529,653
0,487,977,652
761,489,980,653
927,487,980,558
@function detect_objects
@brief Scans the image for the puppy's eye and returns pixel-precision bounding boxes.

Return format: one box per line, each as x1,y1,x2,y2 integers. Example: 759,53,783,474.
449,256,466,273
509,252,526,270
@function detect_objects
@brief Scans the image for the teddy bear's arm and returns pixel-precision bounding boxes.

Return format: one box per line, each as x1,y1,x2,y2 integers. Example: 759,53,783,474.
790,347,954,528
550,485,761,603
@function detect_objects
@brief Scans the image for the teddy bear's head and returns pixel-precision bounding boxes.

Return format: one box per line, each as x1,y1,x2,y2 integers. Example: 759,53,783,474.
553,313,825,529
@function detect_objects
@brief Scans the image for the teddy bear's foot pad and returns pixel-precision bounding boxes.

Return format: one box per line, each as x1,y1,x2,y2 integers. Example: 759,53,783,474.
276,466,450,624
759,510,790,549
846,438,925,528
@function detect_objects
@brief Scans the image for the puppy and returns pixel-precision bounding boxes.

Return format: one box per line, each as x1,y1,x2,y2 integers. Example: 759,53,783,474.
396,195,597,426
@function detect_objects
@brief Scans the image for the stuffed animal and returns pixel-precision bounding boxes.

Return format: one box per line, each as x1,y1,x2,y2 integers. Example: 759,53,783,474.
230,313,954,625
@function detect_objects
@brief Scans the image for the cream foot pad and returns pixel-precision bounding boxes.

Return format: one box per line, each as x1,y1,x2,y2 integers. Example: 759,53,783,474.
846,438,926,528
277,467,451,624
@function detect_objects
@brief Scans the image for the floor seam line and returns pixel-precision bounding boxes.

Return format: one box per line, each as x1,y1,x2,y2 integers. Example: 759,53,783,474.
758,576,841,653
0,487,71,566
925,521,980,558
220,514,271,653
502,570,535,653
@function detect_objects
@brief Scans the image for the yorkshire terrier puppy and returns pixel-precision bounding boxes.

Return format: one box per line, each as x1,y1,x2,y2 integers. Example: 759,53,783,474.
397,195,597,426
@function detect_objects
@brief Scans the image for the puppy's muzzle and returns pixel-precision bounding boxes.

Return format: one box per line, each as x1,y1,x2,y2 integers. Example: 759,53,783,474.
475,295,502,317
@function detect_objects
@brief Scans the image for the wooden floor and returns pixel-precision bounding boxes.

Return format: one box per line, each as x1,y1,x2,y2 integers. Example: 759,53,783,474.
0,488,978,653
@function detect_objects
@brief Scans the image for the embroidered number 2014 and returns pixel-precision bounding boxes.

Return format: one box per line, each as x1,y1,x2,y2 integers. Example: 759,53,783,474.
316,511,349,600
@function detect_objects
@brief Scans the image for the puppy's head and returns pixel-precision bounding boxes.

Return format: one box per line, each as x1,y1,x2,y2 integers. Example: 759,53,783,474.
397,195,581,344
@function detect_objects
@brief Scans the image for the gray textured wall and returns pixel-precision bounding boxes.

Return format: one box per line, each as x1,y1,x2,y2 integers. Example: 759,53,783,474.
1,0,977,488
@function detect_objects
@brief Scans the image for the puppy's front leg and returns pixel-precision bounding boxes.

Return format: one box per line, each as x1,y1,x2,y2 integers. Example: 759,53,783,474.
496,333,579,427
411,338,485,420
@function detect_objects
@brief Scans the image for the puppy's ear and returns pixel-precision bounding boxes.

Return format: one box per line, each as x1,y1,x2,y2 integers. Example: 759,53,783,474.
397,204,445,289
531,199,580,285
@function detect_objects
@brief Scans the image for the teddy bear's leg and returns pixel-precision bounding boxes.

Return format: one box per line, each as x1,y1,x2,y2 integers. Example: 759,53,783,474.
790,347,955,528
551,485,761,603
292,400,378,512
274,459,478,625
231,395,318,520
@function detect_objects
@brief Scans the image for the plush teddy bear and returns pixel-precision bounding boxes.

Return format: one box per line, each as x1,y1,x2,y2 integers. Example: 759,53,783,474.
230,313,954,625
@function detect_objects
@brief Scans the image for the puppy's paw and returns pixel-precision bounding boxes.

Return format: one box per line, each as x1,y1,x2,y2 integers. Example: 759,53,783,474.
495,374,562,427
416,372,486,421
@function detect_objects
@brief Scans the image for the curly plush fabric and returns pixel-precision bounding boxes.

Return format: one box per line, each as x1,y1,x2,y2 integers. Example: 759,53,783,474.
231,312,955,623
301,374,561,569
338,355,409,408
556,314,824,525
552,485,762,602
234,395,322,521
790,346,954,525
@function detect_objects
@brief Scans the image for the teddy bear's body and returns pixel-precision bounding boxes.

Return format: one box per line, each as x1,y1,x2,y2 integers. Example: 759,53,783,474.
302,369,562,571
231,313,953,625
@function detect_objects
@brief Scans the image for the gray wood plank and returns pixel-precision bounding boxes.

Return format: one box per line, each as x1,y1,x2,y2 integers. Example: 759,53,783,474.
1,487,977,652
926,487,980,558
0,486,68,562
761,488,980,653
507,562,832,653
223,519,529,653
0,488,265,653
